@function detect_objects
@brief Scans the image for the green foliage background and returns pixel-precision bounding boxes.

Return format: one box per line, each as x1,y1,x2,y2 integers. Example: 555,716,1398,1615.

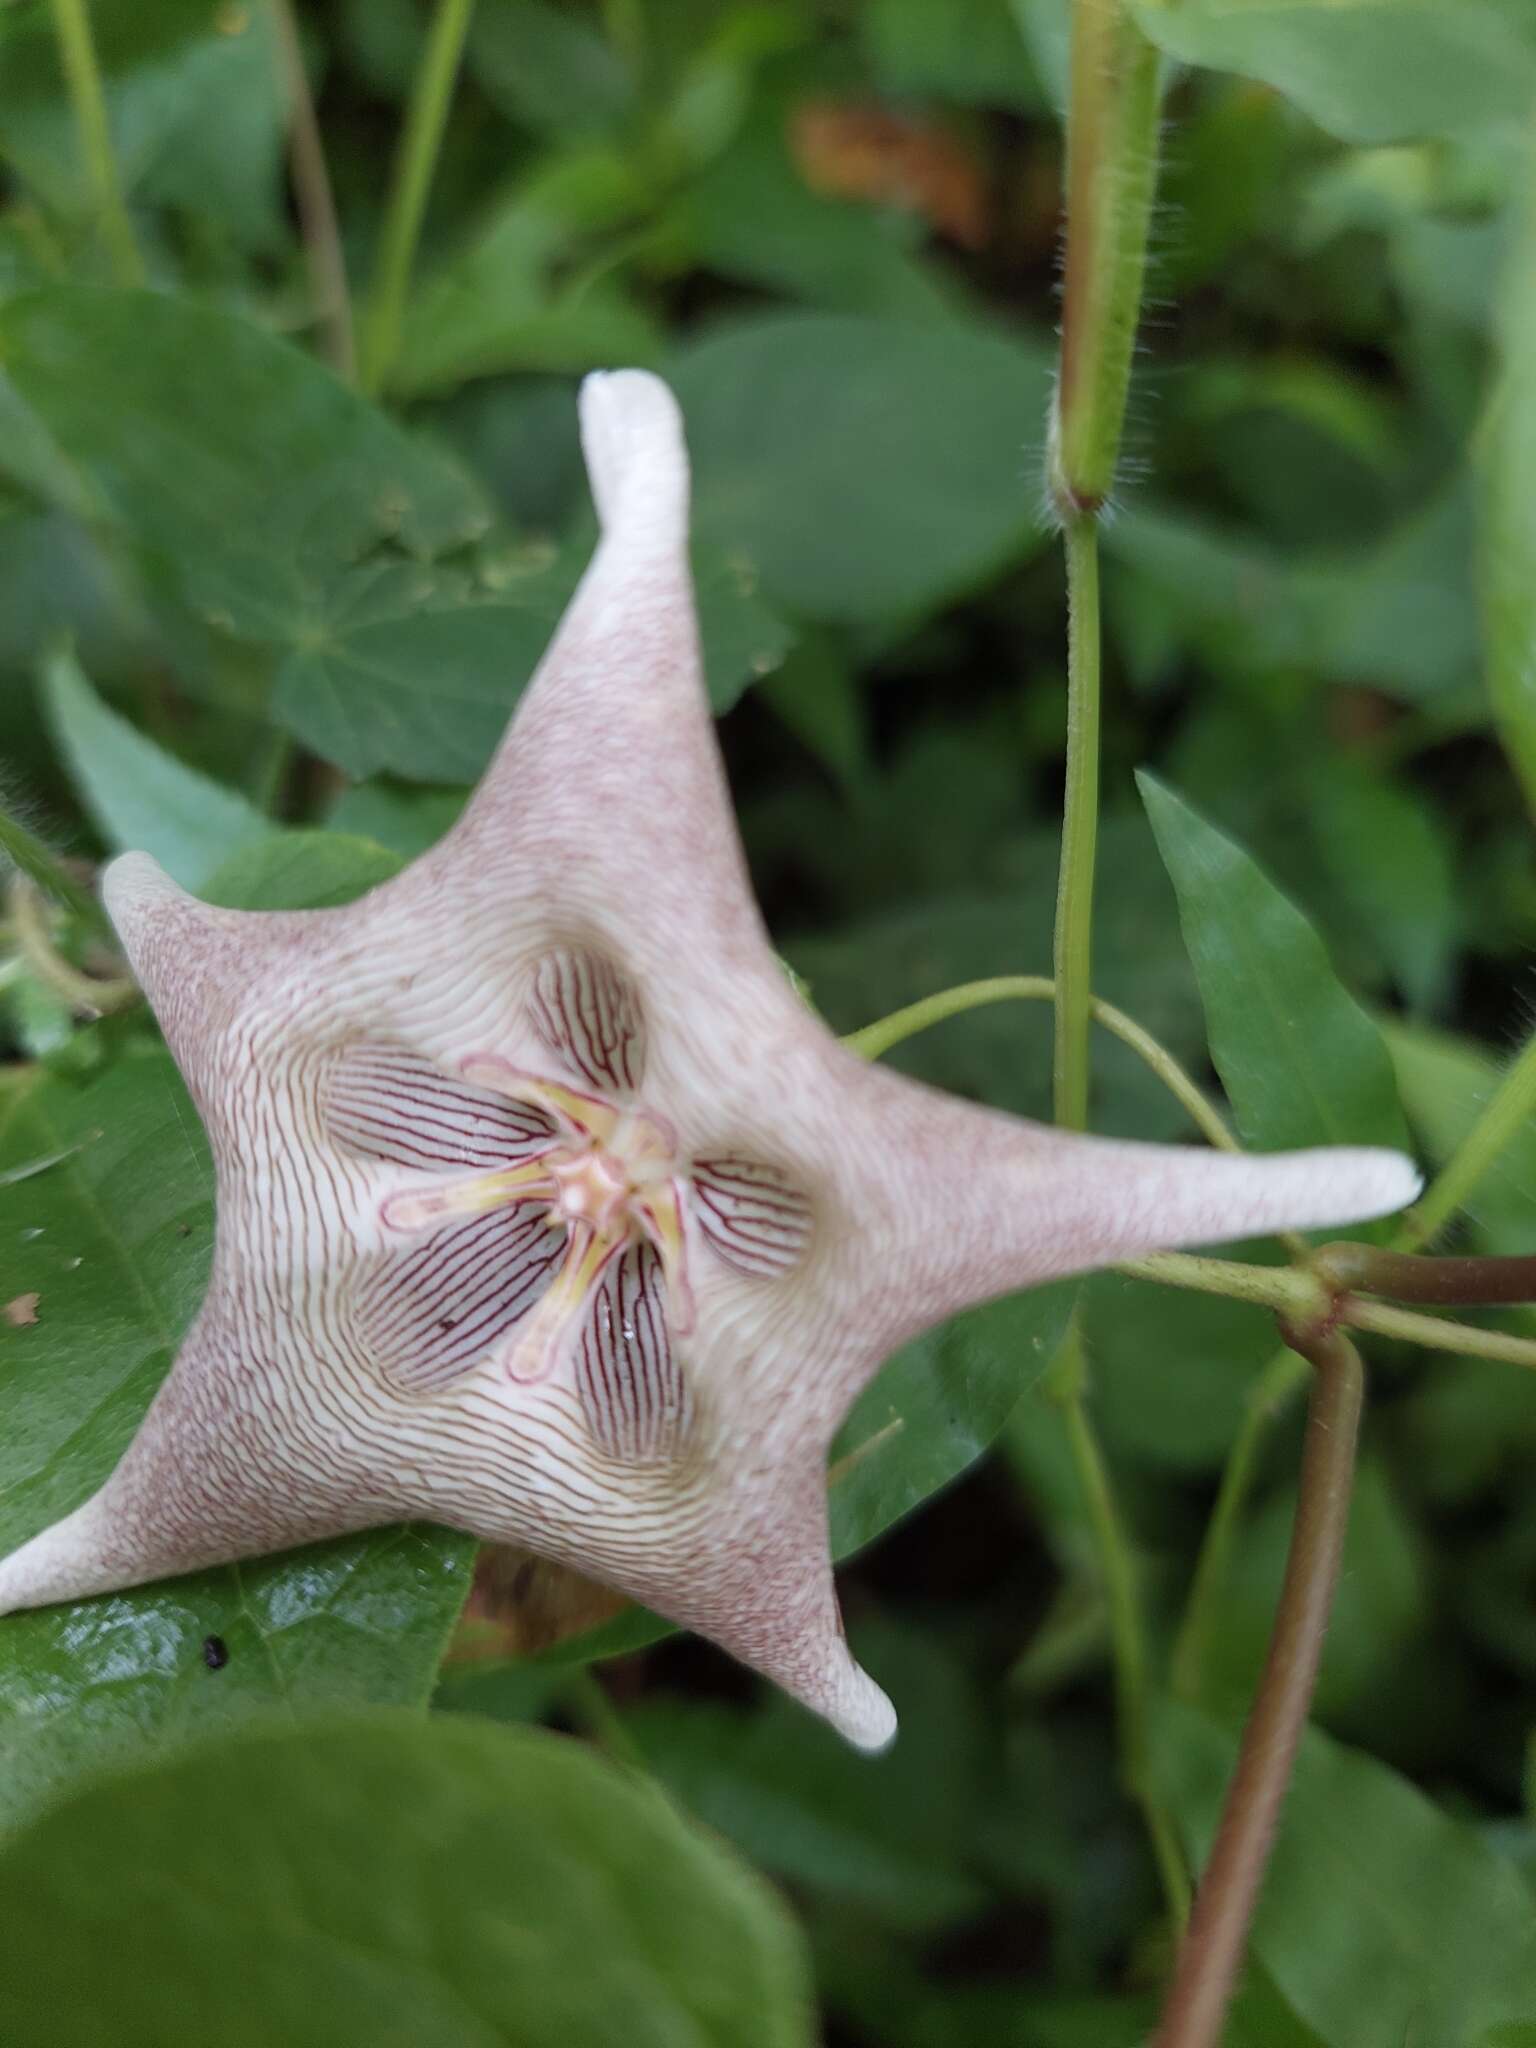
3,1,1536,2042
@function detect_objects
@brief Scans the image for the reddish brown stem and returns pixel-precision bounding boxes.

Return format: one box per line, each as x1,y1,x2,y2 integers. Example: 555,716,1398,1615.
1313,1240,1536,1308
1152,1323,1364,2048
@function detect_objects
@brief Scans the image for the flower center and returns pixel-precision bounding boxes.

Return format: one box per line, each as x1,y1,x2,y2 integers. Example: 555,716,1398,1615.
551,1147,630,1233
381,1068,692,1384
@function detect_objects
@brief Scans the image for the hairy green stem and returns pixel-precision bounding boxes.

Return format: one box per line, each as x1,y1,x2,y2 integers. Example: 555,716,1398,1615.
1154,1328,1365,2048
0,803,108,935
358,0,477,396
48,0,144,286
1398,1028,1536,1252
1052,0,1162,515
270,0,355,380
1050,1325,1191,1926
1053,520,1102,1134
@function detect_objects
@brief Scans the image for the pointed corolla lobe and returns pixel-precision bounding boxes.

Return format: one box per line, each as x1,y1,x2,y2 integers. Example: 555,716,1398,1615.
0,371,1420,1749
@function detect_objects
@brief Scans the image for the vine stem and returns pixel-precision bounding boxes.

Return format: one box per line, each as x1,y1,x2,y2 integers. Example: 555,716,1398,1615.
48,0,144,287
358,0,477,397
1124,1252,1536,1367
1049,510,1185,1918
269,0,355,380
1050,1324,1192,1924
1397,1027,1536,1251
845,974,1230,1150
8,877,136,1016
1053,518,1101,1134
1153,1327,1365,2048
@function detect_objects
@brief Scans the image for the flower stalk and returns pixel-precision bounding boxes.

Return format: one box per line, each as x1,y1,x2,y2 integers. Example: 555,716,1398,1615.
1049,1323,1191,1925
1396,1027,1536,1251
269,0,355,381
1053,517,1102,1135
358,0,477,396
1154,1325,1366,2048
48,0,144,287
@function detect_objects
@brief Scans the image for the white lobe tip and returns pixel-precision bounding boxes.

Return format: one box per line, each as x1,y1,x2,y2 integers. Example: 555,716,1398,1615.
578,369,689,542
100,848,185,944
825,1666,898,1754
1316,1148,1423,1227
843,1685,898,1755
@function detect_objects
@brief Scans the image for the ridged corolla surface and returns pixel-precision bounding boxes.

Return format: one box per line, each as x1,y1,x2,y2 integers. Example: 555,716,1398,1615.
0,373,1420,1746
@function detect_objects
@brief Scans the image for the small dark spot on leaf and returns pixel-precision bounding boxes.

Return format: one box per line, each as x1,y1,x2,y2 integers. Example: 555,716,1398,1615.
176,1222,192,1237
439,1317,457,1331
202,1634,229,1671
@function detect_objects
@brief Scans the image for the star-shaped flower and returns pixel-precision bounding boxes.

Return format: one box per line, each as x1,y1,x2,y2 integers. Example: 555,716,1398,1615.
0,372,1418,1747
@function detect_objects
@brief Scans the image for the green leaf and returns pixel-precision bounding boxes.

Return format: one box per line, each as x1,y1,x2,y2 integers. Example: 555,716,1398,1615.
829,1283,1076,1558
468,0,636,137
272,586,561,784
1302,754,1458,1012
1383,1018,1536,1257
1106,491,1479,706
681,91,967,321
327,782,468,861
786,818,1210,1142
694,544,796,710
391,156,661,397
1085,1269,1278,1473
673,312,1054,623
41,646,270,888
1138,773,1409,1156
0,1056,471,1835
630,1619,991,1933
0,288,489,643
1128,0,1536,144
201,829,403,911
865,0,1046,107
1190,1457,1428,1725
0,1715,813,2048
0,0,284,246
269,541,787,782
1484,169,1536,822
1159,1702,1536,2048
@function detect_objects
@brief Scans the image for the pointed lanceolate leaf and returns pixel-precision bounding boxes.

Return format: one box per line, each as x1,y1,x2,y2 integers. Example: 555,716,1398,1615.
0,1716,813,2048
1139,772,1409,1158
0,1060,473,1833
42,646,270,889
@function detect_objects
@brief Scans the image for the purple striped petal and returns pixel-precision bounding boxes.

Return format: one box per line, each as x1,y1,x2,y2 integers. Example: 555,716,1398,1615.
326,1042,556,1170
530,947,646,1098
692,1157,813,1279
574,1242,692,1464
357,1206,565,1392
